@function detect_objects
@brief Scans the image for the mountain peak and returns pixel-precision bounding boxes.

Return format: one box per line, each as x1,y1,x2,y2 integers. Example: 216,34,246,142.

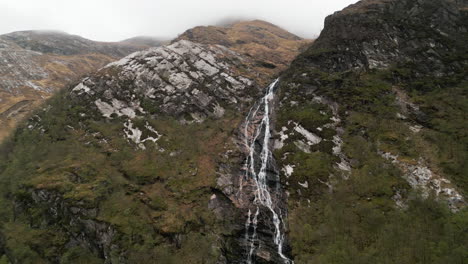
70,39,262,123
175,19,313,85
4,29,70,36
119,36,167,47
296,0,468,72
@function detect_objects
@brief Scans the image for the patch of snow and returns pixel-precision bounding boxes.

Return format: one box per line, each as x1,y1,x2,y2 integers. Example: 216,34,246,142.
336,160,351,172
124,120,162,150
294,123,322,145
282,165,295,178
298,181,309,188
274,126,289,149
124,120,142,145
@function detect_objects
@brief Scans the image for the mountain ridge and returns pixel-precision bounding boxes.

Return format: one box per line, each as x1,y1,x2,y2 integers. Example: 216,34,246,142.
2,30,160,56
0,30,164,142
275,0,467,261
175,20,313,85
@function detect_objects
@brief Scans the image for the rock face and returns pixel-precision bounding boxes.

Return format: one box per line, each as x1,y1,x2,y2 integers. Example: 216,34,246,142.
0,30,162,141
67,40,298,262
298,0,468,72
280,0,467,206
213,79,293,264
70,40,261,122
274,0,467,262
175,20,313,85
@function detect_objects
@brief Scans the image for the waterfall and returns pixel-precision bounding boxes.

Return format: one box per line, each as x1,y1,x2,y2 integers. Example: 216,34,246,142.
243,78,292,264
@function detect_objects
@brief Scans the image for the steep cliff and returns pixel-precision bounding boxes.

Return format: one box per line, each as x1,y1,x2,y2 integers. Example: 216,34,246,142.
274,0,467,262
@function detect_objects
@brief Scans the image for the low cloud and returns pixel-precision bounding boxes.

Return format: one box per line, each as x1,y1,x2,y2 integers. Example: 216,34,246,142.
0,0,358,41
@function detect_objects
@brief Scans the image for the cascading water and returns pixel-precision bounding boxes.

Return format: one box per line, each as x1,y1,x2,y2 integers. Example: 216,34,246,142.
242,78,292,264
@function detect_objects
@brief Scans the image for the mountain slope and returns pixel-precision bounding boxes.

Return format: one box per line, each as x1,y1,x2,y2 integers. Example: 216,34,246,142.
175,20,312,85
0,22,312,263
0,39,271,263
1,30,157,56
273,0,467,262
0,30,163,141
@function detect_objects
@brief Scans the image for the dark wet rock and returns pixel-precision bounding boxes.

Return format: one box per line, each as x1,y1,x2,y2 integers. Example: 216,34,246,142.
14,189,121,263
211,88,292,263
297,0,468,73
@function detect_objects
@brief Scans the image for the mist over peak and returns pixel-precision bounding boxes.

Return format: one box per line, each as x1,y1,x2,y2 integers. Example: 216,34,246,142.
0,0,358,41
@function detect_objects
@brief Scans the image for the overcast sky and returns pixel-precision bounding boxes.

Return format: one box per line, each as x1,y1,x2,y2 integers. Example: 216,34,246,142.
0,0,359,42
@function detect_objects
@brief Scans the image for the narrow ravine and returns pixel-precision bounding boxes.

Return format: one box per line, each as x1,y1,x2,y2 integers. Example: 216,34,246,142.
242,78,292,264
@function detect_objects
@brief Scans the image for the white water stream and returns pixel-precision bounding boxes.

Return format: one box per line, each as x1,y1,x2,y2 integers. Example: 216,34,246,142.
243,78,292,264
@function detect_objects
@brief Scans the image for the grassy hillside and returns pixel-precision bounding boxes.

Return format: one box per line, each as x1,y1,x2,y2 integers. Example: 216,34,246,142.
0,87,244,263
274,0,468,261
276,66,467,263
